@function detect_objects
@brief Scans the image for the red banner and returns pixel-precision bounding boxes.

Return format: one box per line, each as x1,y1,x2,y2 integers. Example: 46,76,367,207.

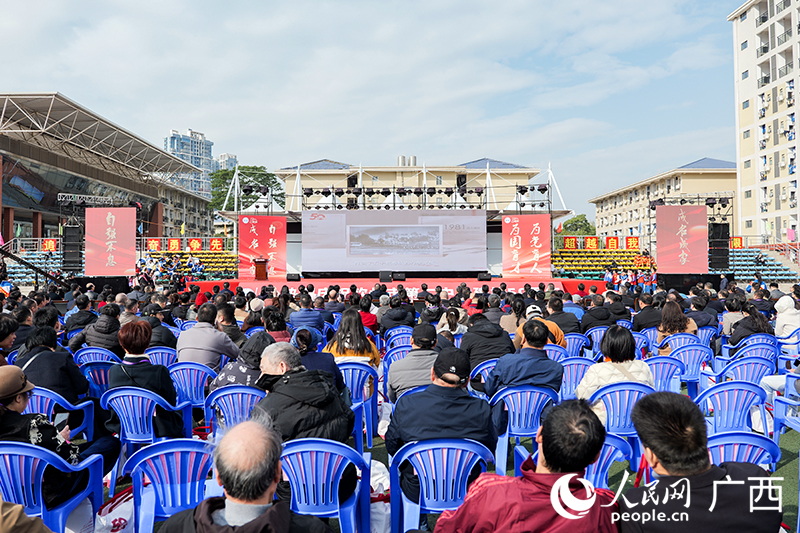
730,237,743,249
625,236,639,250
606,236,619,250
239,216,287,279
585,236,598,250
563,236,578,250
41,239,57,252
209,238,224,252
501,214,551,277
656,206,708,274
188,238,202,252
85,208,136,276
167,238,181,252
146,238,161,251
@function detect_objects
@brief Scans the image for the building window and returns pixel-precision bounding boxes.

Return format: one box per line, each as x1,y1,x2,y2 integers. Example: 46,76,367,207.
740,11,747,21
742,70,749,80
743,100,750,109
741,40,748,50
745,220,753,228
744,159,752,168
436,176,443,186
745,190,753,198
372,175,379,183
743,130,751,139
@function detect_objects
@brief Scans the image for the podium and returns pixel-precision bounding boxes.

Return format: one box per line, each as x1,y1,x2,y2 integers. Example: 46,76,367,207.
253,259,268,281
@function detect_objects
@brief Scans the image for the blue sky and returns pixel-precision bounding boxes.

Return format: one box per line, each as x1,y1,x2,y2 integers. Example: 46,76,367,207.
2,0,742,219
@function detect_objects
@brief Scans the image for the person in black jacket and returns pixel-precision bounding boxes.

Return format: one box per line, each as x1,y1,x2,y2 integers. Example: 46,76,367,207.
9,306,34,353
545,296,580,335
209,330,275,393
728,303,775,349
140,304,178,349
252,342,355,503
64,295,97,332
15,327,88,405
685,295,716,329
632,294,663,332
107,321,184,438
150,293,177,328
605,292,632,322
418,293,446,324
481,294,506,325
581,294,619,333
380,295,416,334
171,292,193,321
459,313,515,372
68,304,125,358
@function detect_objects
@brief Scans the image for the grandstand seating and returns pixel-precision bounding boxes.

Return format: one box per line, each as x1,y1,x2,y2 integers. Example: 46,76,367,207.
4,251,84,285
146,251,238,275
708,248,798,283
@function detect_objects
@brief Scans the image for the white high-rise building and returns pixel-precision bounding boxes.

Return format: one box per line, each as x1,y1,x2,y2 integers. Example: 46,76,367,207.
164,129,215,198
729,1,798,244
216,153,238,171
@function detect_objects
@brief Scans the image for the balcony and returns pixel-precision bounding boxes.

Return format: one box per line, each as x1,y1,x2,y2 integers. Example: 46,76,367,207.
759,139,768,149
757,12,769,26
776,0,791,13
759,75,772,87
780,62,794,78
757,44,770,57
777,28,793,46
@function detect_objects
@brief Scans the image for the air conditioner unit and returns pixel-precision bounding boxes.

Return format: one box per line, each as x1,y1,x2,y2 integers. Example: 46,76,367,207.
782,160,787,168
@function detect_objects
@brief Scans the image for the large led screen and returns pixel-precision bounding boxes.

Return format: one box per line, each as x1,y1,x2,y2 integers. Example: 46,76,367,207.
302,210,487,272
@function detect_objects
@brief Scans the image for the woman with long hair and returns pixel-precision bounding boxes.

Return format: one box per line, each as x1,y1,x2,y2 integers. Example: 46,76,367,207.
656,301,698,355
324,308,380,367
728,302,775,347
499,297,527,334
263,309,292,343
436,307,468,335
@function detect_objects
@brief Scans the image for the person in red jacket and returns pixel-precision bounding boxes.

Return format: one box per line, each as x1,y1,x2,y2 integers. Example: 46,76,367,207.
358,296,378,334
434,399,618,533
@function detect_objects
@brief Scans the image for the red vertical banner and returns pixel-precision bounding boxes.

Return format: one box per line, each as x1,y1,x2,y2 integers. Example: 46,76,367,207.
625,236,640,250
656,206,708,274
41,239,57,252
730,237,743,249
501,214,551,277
239,216,287,279
85,207,136,276
585,236,598,250
606,236,619,250
188,238,202,252
563,236,578,250
209,238,224,252
146,238,161,251
168,238,181,252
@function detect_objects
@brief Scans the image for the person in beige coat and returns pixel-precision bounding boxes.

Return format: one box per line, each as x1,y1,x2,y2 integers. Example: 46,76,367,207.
655,301,698,356
576,325,654,425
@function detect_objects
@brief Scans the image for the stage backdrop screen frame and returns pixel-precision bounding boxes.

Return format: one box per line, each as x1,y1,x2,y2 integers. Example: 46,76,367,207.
85,207,137,276
301,210,487,272
655,205,708,274
501,214,551,277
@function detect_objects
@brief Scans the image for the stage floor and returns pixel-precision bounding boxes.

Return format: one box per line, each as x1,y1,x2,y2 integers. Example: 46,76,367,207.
189,277,601,299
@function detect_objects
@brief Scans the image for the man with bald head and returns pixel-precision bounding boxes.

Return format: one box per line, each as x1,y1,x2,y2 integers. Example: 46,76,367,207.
161,414,330,532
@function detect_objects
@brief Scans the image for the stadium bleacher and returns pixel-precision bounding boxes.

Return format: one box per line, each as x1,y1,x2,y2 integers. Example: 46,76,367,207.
146,250,239,275
4,252,83,285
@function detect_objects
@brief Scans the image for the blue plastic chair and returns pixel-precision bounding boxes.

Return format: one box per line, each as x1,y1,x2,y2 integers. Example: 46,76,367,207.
544,344,569,363
145,347,178,367
74,347,122,366
585,326,608,359
6,350,17,365
166,326,181,338
584,433,633,490
697,326,718,347
616,319,633,330
656,333,700,353
169,362,218,409
382,346,412,397
332,313,343,330
645,356,686,393
281,438,371,533
706,431,781,471
631,332,649,359
453,333,464,348
385,326,414,340
776,327,800,373
364,327,379,347
174,318,184,328
640,327,659,351
397,385,428,400
101,387,193,496
490,385,559,476
700,356,775,395
389,439,493,533
588,382,655,462
22,387,94,441
669,344,713,398
179,320,198,331
387,334,412,349
244,326,265,337
0,442,104,533
323,322,335,341
564,333,590,358
65,327,84,340
694,380,767,435
338,362,378,452
204,385,266,435
467,358,499,401
123,439,216,533
721,333,777,358
81,361,115,398
714,342,779,372
559,357,594,401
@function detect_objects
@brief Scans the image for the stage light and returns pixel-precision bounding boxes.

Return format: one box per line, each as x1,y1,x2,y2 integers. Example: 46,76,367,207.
381,188,391,196
458,186,467,196
427,187,436,196
720,198,729,207
444,187,454,195
397,187,407,196
323,206,329,210
321,188,331,197
709,216,716,221
260,186,269,195
517,186,529,195
519,202,526,208
367,205,374,209
335,188,344,197
679,199,687,205
242,185,254,195
721,216,728,222
414,187,423,196
384,205,391,210
706,198,717,206
336,204,344,209
537,184,548,193
303,188,314,197
475,187,484,195
352,187,362,196
459,204,467,209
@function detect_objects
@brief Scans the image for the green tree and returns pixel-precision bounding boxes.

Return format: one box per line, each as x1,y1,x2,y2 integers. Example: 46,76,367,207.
562,214,596,235
209,165,285,211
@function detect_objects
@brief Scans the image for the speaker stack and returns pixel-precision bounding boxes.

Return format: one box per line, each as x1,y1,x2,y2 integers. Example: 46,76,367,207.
63,225,83,272
708,223,730,270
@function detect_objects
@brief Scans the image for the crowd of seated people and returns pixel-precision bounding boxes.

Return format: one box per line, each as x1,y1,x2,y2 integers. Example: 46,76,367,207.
0,275,797,532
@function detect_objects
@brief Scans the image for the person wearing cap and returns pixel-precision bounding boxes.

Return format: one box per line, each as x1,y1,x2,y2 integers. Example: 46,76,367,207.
387,324,439,402
141,303,178,349
241,298,265,333
0,365,120,509
385,347,496,506
177,303,240,372
511,305,566,351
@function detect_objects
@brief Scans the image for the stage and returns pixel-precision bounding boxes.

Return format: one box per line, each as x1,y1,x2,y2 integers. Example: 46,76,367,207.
186,277,601,299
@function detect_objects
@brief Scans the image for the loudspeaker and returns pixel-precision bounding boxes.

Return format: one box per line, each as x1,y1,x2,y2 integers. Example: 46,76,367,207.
709,223,730,241
709,248,730,270
477,273,492,281
63,225,82,252
392,272,406,281
286,273,301,282
63,250,83,271
456,174,467,188
379,271,392,283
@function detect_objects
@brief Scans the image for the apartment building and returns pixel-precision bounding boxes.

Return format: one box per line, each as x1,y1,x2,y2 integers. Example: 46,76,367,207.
730,0,799,243
589,158,737,249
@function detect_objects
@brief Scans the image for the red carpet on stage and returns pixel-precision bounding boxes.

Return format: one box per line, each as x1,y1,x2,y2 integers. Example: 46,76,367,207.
188,278,601,298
